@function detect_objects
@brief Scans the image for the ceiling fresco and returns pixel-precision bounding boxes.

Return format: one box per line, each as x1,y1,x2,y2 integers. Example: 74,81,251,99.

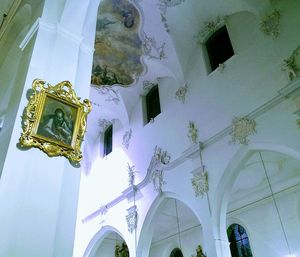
91,0,143,87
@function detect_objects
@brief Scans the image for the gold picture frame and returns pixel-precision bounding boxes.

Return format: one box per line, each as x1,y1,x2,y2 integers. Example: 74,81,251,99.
19,79,92,163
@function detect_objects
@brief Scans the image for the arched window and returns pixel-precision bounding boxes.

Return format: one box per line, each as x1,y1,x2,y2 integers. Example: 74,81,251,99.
227,224,253,257
169,248,183,257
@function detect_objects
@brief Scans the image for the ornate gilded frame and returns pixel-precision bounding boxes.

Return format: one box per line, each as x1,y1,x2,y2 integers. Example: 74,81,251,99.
19,79,91,163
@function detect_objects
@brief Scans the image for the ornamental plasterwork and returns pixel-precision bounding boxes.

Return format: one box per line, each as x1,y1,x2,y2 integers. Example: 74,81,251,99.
158,0,186,14
149,145,171,193
142,32,166,60
93,85,120,104
98,119,113,133
230,117,257,145
187,121,198,144
158,0,186,33
260,10,280,39
126,205,138,233
127,162,137,186
191,169,209,198
175,83,188,103
281,46,300,81
142,80,158,95
195,16,226,44
122,129,132,149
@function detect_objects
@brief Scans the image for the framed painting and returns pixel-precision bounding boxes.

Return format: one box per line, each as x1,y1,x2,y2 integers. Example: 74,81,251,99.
19,79,91,163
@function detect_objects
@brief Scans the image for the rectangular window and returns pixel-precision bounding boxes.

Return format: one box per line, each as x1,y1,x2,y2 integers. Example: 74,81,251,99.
104,125,112,156
205,26,234,72
145,85,161,123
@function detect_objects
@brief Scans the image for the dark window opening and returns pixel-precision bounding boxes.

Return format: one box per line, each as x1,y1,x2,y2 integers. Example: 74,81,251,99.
104,125,112,156
227,224,253,257
170,248,183,257
206,26,234,72
146,85,161,123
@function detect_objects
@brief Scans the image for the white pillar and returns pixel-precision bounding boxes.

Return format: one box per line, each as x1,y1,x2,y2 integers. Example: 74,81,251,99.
0,14,92,257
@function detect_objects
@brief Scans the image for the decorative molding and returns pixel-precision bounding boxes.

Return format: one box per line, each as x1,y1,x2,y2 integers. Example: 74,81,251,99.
126,205,138,233
98,119,113,133
142,80,158,95
187,121,198,144
19,18,40,50
230,117,257,145
191,169,209,198
127,162,137,186
148,146,171,193
157,0,186,33
175,83,188,103
195,16,226,44
142,32,166,60
160,14,170,33
260,9,280,39
158,0,186,14
122,129,132,149
281,46,300,81
92,85,120,104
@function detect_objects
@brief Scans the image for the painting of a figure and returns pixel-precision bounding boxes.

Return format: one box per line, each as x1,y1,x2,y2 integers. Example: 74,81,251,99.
36,95,78,146
91,0,144,87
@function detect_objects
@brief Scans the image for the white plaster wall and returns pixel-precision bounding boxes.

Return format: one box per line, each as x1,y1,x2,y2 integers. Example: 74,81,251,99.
74,1,300,257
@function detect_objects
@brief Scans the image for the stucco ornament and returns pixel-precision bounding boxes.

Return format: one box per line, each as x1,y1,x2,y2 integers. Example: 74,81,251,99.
142,80,158,95
98,119,113,133
175,83,188,103
191,169,208,198
126,205,138,233
158,0,186,14
196,16,226,44
93,85,120,104
122,129,132,149
230,117,257,145
127,162,137,186
281,46,300,81
260,10,280,39
157,0,186,33
187,121,198,144
142,32,166,60
150,146,171,193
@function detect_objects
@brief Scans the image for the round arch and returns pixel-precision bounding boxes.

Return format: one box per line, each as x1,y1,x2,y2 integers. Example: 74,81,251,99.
212,142,300,242
136,191,203,257
83,225,129,257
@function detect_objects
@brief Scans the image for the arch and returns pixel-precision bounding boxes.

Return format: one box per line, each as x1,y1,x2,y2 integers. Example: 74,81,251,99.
83,225,128,257
212,142,300,242
136,191,203,257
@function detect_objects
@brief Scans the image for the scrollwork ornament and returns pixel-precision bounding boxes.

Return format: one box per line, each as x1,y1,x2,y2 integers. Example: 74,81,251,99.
260,10,280,39
122,129,132,149
175,83,188,103
230,117,257,145
187,121,198,144
126,205,138,233
191,170,208,198
19,79,91,163
195,16,226,44
281,46,300,81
